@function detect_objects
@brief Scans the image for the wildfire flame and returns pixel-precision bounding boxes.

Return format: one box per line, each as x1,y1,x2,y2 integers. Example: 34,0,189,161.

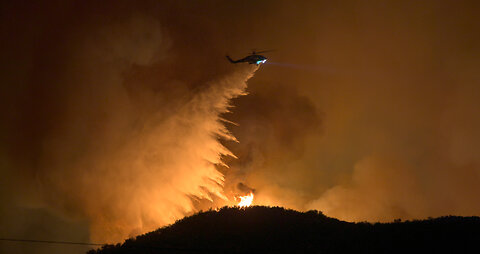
236,192,254,208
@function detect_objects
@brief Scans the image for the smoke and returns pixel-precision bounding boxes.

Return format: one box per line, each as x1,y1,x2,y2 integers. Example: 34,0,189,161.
217,0,480,222
2,1,480,252
306,76,480,222
0,0,258,245
265,62,340,75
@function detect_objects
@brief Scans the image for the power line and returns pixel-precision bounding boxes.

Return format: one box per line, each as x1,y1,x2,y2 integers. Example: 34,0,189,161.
0,237,282,252
0,238,228,252
0,238,105,246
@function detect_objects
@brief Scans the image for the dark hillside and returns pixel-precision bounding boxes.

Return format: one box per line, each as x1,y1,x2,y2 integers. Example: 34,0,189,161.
88,206,480,253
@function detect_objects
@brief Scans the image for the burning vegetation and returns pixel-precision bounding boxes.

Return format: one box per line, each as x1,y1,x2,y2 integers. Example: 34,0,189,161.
236,192,254,208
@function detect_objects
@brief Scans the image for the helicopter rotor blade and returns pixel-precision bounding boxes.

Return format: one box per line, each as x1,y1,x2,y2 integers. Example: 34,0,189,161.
255,49,276,54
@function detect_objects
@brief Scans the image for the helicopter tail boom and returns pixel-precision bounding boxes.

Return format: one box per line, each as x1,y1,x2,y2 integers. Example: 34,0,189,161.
226,55,240,63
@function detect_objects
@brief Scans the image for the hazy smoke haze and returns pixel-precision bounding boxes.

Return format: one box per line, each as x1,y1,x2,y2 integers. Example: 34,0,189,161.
1,1,480,253
0,0,257,248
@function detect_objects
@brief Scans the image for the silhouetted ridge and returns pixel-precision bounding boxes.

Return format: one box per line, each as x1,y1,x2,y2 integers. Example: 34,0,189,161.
88,206,480,253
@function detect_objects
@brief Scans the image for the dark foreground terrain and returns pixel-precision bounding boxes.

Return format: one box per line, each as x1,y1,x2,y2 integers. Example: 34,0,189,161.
88,206,480,253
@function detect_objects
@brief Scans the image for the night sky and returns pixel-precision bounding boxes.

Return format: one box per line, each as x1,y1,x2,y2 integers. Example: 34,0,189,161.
1,1,479,253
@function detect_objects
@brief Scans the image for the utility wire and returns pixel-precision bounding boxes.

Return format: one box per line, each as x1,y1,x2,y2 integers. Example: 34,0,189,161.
0,238,105,246
0,238,229,252
0,238,212,251
0,237,282,252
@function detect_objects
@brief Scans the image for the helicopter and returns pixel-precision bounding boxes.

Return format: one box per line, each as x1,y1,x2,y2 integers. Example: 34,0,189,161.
226,49,274,65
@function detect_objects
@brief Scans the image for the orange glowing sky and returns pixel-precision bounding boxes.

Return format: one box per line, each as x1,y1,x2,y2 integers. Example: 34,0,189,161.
1,1,480,253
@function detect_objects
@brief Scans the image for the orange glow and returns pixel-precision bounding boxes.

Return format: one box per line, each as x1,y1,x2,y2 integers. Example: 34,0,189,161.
236,192,254,208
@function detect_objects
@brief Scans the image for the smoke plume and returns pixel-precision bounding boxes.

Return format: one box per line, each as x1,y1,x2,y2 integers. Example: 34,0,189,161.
2,1,480,253
0,0,257,246
222,0,480,223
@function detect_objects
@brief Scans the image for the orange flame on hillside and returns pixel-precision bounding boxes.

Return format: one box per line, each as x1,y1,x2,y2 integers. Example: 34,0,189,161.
236,192,254,208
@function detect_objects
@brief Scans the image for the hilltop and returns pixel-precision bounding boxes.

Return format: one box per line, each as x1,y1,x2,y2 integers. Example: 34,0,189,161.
88,206,480,253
